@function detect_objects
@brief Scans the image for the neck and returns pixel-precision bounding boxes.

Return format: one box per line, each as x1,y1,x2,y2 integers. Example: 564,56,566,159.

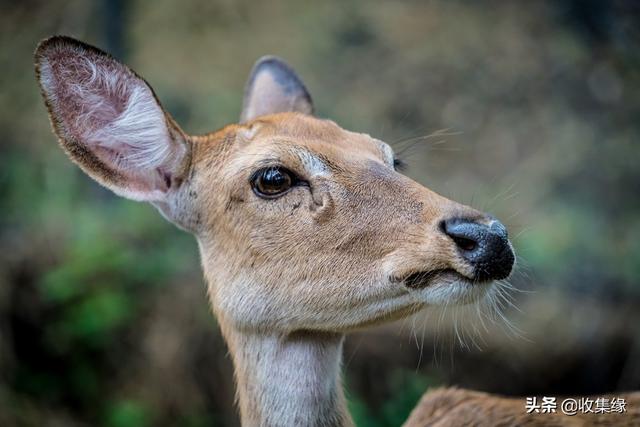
221,326,353,427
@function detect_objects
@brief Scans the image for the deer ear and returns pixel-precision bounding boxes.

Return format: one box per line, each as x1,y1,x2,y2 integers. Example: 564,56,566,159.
35,36,190,202
240,56,314,123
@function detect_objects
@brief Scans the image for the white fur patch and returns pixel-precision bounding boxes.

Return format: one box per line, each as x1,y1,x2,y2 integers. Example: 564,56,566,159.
93,85,172,170
297,151,329,177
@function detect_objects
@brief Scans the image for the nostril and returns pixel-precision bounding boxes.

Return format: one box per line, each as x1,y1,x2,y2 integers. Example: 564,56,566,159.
441,218,482,253
451,235,477,252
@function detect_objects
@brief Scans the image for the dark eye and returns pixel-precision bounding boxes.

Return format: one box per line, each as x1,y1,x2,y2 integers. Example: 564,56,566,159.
251,167,296,198
393,157,407,172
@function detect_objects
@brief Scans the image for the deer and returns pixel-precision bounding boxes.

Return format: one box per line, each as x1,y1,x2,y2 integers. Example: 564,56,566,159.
34,36,639,427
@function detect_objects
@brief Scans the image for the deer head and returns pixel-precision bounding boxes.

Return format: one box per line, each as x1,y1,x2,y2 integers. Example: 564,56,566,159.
35,36,515,426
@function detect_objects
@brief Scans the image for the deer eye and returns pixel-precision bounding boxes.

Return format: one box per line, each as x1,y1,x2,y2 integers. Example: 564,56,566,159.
251,167,296,198
393,157,407,172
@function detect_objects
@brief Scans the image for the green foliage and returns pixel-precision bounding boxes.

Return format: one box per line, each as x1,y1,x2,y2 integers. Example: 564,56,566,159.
349,370,437,427
105,400,151,427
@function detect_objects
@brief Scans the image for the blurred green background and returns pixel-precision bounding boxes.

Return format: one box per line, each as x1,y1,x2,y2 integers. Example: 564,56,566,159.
1,1,639,426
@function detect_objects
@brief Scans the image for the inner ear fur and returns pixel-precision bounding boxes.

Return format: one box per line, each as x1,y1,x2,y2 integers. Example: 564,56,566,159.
35,36,190,202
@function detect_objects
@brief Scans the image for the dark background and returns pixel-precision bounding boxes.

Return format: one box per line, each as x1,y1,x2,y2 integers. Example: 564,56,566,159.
1,1,639,426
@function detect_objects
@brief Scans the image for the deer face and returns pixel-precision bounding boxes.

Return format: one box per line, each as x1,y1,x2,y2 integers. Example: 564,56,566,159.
35,37,514,335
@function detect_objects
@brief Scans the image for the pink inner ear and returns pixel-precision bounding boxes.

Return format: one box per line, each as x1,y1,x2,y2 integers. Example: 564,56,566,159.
39,42,181,199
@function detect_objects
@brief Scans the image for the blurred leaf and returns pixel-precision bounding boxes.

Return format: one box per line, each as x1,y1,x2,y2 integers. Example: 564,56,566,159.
105,400,151,427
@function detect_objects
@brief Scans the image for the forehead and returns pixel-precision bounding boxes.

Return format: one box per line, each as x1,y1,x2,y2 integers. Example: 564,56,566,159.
243,113,393,165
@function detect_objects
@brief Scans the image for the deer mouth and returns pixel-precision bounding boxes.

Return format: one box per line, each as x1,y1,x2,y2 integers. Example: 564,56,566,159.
401,269,470,289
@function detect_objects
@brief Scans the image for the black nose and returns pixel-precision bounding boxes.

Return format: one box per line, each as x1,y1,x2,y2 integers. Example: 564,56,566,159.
441,218,515,281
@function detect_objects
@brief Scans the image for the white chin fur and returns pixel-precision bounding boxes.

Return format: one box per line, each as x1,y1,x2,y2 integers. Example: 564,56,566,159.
419,277,493,306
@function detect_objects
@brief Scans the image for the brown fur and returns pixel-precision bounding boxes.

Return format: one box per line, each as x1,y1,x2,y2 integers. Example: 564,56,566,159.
405,388,640,426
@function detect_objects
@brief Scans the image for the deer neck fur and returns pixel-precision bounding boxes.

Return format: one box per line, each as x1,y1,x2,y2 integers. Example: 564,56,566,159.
220,324,353,427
